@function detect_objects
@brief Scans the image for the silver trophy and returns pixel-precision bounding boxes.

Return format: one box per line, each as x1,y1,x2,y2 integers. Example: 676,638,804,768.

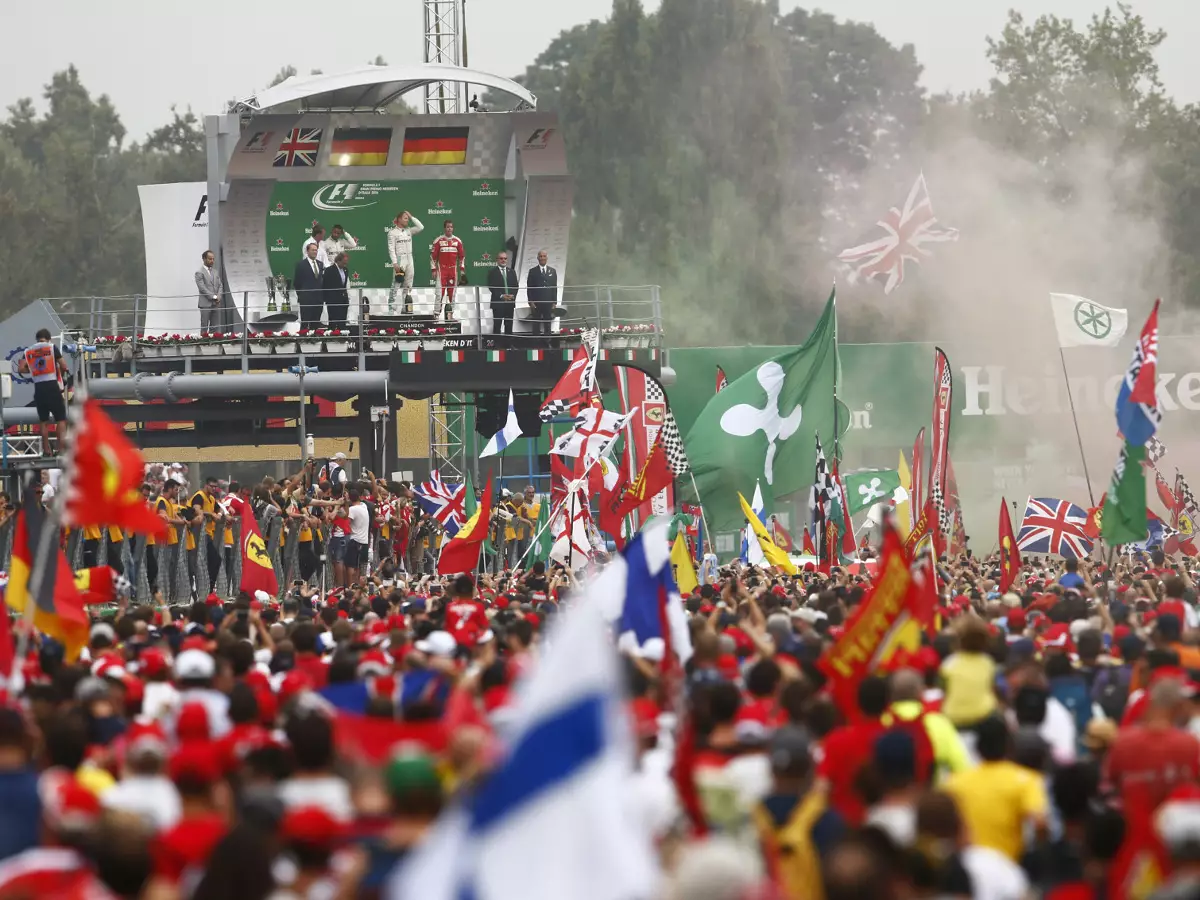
277,274,292,314
265,275,277,313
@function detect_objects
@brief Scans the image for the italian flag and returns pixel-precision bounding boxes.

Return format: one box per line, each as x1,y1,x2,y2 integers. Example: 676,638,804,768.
486,349,506,362
400,350,421,363
527,349,545,362
561,349,574,361
445,350,465,363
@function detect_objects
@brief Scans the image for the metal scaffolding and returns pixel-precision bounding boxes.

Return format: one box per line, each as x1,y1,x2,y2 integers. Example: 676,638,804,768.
429,393,467,480
423,0,464,114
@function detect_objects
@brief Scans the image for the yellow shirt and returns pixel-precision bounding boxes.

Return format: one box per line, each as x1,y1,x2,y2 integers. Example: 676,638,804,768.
83,524,102,541
945,761,1048,861
187,490,216,549
939,652,998,727
76,763,117,797
291,503,312,542
881,700,970,782
156,497,179,546
108,525,123,544
504,501,539,541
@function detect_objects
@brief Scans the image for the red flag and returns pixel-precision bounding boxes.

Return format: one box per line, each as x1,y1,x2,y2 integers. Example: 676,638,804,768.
1084,496,1106,541
801,527,816,556
832,463,856,559
0,600,12,703
903,498,935,559
239,505,279,597
437,474,493,575
910,428,926,530
64,400,166,537
997,497,1021,594
611,440,675,523
1128,299,1160,406
715,366,728,394
769,517,794,552
598,468,631,550
1155,471,1178,515
4,494,88,661
927,349,953,508
614,366,675,525
75,566,117,605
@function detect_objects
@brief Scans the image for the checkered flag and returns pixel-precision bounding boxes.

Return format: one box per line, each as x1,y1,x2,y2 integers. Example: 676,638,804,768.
1146,435,1167,466
1179,470,1199,515
641,373,690,476
809,435,835,527
932,480,952,538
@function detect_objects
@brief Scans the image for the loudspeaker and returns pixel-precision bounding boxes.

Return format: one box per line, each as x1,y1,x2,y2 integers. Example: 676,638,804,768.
473,392,543,439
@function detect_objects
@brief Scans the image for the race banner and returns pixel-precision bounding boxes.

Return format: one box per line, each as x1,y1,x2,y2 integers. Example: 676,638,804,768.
615,366,674,523
138,182,211,336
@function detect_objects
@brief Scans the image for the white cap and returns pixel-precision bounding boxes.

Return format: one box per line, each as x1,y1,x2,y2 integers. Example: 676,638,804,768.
254,589,271,604
333,452,347,461
90,622,116,644
175,649,216,680
415,630,457,658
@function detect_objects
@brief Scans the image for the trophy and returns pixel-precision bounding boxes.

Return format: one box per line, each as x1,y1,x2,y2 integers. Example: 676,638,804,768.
265,275,277,313
277,274,292,314
388,266,405,315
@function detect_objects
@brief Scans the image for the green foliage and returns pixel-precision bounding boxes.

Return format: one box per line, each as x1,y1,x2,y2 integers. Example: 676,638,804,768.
4,3,1200,330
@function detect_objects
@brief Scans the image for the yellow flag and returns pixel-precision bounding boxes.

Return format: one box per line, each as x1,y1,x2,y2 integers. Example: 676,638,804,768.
671,532,699,595
737,493,798,575
896,451,913,539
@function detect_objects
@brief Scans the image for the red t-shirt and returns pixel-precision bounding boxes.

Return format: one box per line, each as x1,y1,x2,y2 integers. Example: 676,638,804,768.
1105,725,1200,813
444,598,489,647
216,722,271,773
295,652,329,690
818,720,884,825
152,812,227,883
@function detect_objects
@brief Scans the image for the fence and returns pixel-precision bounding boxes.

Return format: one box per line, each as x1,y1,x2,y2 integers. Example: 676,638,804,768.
44,284,663,354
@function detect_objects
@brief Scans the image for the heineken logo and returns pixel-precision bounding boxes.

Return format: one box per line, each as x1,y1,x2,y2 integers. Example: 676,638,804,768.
1074,300,1112,340
858,478,886,504
719,361,803,485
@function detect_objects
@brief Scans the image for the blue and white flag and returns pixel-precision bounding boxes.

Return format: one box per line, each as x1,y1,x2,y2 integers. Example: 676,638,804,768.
481,389,523,458
600,520,694,665
389,551,661,900
740,480,766,566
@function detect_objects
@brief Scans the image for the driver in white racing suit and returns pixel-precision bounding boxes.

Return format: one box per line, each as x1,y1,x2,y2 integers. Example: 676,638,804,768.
386,211,424,313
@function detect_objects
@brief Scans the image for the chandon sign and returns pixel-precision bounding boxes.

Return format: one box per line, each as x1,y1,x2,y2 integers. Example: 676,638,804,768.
960,366,1200,416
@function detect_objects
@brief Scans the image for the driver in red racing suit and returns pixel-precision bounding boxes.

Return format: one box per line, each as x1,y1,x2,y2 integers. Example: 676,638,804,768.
430,220,465,321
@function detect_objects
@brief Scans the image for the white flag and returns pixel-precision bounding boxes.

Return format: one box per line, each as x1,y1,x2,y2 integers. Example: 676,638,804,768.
1049,293,1129,348
550,406,634,460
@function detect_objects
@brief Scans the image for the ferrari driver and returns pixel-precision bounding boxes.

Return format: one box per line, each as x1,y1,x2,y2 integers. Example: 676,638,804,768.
430,220,465,322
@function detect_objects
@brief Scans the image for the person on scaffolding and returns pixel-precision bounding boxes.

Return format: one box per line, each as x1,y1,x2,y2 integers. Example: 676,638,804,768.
430,219,466,322
18,327,69,457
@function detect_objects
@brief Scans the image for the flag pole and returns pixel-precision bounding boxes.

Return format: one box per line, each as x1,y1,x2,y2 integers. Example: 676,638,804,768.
1057,347,1098,508
514,450,608,571
687,472,712,564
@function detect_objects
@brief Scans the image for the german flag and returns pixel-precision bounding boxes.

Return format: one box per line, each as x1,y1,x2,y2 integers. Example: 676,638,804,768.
5,491,88,661
75,566,117,605
401,126,469,166
330,127,392,167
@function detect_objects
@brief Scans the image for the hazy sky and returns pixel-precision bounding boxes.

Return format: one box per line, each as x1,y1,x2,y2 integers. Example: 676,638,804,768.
5,0,1196,139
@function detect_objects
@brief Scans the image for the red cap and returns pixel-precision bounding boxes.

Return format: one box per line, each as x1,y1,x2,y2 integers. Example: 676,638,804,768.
169,743,222,787
243,670,271,694
255,688,279,727
138,648,169,679
205,592,221,607
1006,608,1027,631
716,653,740,681
176,702,211,743
525,613,541,630
281,806,344,848
181,635,211,652
41,772,102,834
278,670,312,705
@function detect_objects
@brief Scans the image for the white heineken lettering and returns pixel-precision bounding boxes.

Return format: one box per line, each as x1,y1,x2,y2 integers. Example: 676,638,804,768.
961,366,1005,416
850,409,872,430
960,364,1200,416
269,210,290,217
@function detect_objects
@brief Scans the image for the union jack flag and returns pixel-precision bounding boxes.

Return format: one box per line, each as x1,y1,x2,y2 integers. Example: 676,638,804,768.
413,470,466,537
273,128,323,167
1017,497,1094,559
836,173,959,294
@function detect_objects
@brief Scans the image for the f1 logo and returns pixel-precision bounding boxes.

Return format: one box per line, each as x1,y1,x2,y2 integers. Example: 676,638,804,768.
244,131,273,150
326,183,361,202
194,195,208,223
525,128,556,146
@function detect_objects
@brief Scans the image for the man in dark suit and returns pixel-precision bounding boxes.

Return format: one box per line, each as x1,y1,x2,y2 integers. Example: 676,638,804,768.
526,249,558,337
293,242,325,329
321,251,351,330
487,250,519,336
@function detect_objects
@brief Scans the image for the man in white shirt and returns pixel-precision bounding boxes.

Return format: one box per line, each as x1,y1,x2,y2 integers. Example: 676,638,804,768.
345,486,371,583
302,225,330,267
322,224,357,263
